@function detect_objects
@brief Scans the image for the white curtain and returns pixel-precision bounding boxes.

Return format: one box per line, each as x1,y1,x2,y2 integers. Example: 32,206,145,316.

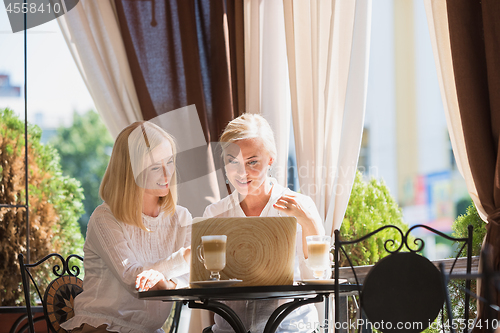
423,0,486,221
57,0,143,138
283,0,372,236
244,0,290,186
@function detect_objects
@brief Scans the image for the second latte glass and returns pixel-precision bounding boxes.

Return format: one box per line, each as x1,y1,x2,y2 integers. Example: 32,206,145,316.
306,235,332,279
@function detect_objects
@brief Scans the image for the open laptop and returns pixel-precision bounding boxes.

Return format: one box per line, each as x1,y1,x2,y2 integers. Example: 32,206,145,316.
190,216,297,286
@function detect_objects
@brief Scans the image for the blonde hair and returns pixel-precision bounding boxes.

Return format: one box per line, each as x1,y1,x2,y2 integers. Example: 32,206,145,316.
220,113,277,160
99,121,178,230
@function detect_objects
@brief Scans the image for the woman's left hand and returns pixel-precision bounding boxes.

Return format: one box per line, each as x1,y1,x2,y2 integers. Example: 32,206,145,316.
135,269,175,292
273,194,320,235
274,194,324,259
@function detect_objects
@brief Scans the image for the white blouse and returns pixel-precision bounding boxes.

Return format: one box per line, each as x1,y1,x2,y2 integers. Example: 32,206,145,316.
203,179,324,333
61,203,192,333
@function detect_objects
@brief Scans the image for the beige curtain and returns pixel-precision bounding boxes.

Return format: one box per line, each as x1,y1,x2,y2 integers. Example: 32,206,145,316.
283,0,372,236
56,0,143,138
423,0,486,220
244,0,290,186
424,0,500,328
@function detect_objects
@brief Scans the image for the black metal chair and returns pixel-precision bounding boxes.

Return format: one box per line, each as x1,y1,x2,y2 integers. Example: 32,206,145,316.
18,252,183,333
334,224,474,333
18,252,84,333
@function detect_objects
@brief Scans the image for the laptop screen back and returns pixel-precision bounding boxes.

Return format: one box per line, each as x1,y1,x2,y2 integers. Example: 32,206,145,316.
190,216,297,286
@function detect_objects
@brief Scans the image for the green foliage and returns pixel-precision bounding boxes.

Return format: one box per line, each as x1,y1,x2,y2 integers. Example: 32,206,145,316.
0,108,84,305
452,201,486,257
50,110,113,236
339,171,409,266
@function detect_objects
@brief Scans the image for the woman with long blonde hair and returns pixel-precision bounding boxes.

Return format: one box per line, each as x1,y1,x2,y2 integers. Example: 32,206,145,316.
62,121,192,333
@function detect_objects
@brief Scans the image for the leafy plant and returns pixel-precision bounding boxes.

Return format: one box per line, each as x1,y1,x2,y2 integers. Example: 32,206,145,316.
339,170,409,267
452,201,485,259
0,108,84,306
50,110,113,236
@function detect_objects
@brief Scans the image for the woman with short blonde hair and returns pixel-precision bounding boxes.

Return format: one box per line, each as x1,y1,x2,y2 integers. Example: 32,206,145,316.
62,121,192,333
219,113,277,160
204,113,324,333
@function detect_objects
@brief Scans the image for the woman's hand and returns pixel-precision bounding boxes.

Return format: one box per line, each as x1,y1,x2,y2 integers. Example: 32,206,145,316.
274,194,323,259
135,269,176,292
273,194,321,235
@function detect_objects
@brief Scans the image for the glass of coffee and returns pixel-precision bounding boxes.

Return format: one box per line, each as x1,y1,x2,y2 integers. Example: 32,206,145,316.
197,235,227,281
306,235,332,279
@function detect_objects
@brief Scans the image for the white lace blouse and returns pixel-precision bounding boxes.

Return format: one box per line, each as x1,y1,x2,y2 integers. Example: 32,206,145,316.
61,203,192,333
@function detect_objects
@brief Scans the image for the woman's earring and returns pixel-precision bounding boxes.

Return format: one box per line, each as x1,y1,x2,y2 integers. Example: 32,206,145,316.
225,178,229,185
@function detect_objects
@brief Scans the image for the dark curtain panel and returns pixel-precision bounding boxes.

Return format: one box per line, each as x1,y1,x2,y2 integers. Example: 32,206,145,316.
446,0,500,329
225,0,245,117
115,0,244,141
115,0,244,216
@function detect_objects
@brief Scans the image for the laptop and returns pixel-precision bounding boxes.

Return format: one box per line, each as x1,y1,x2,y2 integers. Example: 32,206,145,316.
190,216,297,286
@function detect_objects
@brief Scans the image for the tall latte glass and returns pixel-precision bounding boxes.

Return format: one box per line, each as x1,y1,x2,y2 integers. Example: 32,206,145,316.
197,235,227,281
306,235,332,279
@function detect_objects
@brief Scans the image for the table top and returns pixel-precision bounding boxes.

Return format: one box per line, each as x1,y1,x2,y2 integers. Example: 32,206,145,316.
139,282,359,302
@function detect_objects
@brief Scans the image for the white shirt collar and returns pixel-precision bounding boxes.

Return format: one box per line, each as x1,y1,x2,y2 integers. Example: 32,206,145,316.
228,177,288,217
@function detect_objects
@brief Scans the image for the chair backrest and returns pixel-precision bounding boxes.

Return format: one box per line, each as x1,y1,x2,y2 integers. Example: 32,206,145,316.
18,253,84,333
334,224,474,333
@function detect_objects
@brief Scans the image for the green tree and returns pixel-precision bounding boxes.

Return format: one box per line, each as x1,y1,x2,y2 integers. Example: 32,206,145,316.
0,108,84,305
50,111,113,236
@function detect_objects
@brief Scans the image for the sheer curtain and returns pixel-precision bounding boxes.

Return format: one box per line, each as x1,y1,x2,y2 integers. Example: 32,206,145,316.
244,0,290,186
283,0,372,236
56,0,143,138
243,0,371,232
424,0,500,329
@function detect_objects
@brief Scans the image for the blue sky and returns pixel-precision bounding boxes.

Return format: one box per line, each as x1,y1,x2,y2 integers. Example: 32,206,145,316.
0,5,94,128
